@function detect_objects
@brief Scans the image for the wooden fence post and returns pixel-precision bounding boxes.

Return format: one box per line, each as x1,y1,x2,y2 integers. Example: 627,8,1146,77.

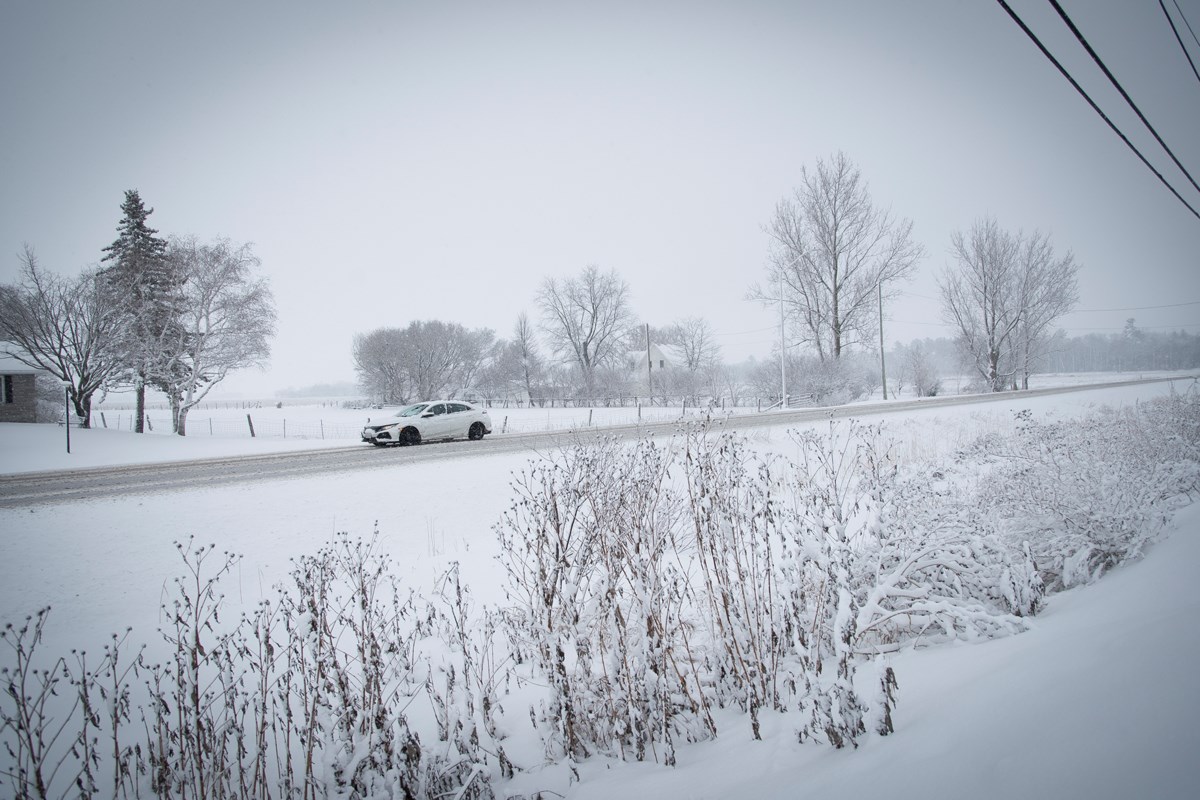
246,414,256,437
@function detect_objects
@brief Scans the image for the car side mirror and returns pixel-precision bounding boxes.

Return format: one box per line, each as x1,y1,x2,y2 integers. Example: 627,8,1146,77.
421,412,434,418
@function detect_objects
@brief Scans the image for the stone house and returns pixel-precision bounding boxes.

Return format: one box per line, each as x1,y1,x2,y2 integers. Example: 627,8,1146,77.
0,353,50,423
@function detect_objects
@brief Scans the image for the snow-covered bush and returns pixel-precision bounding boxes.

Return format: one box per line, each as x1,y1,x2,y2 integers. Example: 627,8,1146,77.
680,427,788,739
496,436,703,769
971,389,1200,591
493,420,1033,754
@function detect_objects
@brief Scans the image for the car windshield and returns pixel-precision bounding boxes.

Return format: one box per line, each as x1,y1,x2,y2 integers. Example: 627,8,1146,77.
395,404,428,418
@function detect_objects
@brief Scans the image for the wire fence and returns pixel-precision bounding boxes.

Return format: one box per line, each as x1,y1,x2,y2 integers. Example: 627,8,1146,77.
92,411,364,440
89,396,784,441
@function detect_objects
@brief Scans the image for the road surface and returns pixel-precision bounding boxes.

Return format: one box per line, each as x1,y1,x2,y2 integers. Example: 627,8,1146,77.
2,375,1191,507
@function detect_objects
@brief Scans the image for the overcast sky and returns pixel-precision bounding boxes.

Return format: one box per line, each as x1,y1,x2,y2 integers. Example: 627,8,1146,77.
2,0,1198,395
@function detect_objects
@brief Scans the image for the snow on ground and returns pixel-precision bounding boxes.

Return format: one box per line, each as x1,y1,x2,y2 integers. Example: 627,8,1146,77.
1,375,1198,798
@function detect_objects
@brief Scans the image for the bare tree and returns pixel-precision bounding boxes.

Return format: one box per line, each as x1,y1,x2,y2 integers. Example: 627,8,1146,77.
667,316,721,373
0,247,124,426
156,237,276,434
660,317,722,403
939,217,1078,392
750,152,923,361
353,327,409,403
940,218,1019,392
537,265,634,397
1011,231,1079,389
705,363,745,407
476,339,521,401
352,320,494,404
513,312,544,402
905,341,941,397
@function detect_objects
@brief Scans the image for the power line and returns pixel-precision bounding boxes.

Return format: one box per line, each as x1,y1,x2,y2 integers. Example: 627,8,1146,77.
1068,299,1200,313
1172,0,1200,51
1064,321,1200,331
1048,0,1200,196
893,319,955,328
711,325,778,337
994,0,1200,221
1161,0,1200,87
896,290,940,302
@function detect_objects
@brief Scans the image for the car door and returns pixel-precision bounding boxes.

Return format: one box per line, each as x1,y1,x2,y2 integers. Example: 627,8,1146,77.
422,403,453,439
446,403,473,437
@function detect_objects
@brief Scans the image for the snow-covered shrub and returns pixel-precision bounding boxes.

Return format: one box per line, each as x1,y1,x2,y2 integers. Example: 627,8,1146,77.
680,427,788,739
276,534,429,798
494,419,1052,755
978,390,1200,591
791,354,878,405
495,435,703,769
424,563,513,797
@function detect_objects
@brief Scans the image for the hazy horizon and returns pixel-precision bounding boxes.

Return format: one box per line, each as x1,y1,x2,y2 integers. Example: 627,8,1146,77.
3,0,1198,395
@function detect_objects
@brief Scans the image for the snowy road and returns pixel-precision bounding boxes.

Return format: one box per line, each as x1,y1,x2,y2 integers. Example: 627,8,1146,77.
2,374,1193,507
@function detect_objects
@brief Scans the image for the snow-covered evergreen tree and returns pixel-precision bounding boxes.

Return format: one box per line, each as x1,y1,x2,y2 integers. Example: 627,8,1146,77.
99,189,180,432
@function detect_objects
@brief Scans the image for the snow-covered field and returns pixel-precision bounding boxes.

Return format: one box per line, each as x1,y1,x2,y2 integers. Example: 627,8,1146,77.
2,376,1198,798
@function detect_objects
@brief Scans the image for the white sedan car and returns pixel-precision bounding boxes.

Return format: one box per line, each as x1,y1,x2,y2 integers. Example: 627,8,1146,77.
361,400,492,446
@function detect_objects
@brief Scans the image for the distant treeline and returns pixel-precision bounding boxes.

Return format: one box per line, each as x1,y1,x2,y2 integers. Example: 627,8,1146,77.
892,322,1200,380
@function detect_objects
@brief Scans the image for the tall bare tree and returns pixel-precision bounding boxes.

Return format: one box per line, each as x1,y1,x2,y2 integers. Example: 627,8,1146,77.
537,265,634,397
940,217,1078,392
1011,230,1079,389
155,237,276,435
750,152,923,361
0,247,124,426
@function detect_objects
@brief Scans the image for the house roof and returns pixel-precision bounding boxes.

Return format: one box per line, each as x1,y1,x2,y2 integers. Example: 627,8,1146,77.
656,344,685,365
0,350,52,375
626,343,686,368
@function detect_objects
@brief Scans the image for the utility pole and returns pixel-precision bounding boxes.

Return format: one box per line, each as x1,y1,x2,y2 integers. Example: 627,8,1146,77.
645,322,653,400
779,269,787,409
878,281,888,400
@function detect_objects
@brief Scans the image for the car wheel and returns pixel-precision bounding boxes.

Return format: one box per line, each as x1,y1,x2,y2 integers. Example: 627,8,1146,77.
468,422,486,441
401,427,421,446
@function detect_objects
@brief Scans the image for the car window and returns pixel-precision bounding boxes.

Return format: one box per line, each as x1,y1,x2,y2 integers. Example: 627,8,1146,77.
397,404,427,418
430,404,446,416
449,403,471,413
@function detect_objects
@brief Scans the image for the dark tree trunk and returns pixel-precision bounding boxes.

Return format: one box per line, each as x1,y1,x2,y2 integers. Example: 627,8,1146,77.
135,374,146,433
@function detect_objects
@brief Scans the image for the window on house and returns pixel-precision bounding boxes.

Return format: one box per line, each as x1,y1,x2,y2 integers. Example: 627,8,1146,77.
659,360,665,369
1,375,12,404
